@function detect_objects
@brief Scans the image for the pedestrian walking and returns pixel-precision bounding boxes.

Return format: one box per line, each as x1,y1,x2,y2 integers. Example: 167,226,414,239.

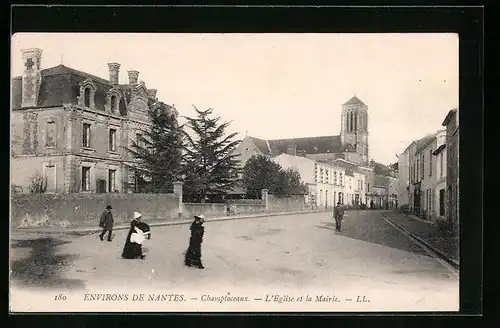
122,211,149,260
184,214,205,269
333,202,345,232
98,205,114,242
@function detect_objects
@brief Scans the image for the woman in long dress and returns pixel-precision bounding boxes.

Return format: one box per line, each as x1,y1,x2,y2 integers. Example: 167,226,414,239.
122,211,150,259
184,214,205,269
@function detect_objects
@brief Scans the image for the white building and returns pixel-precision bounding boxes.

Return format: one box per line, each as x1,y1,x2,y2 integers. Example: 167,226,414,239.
397,144,412,208
273,153,347,208
433,129,447,220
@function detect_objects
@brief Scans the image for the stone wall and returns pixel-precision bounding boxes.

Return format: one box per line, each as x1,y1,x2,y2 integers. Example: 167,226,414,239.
181,202,266,219
11,193,179,228
268,194,306,212
11,190,309,229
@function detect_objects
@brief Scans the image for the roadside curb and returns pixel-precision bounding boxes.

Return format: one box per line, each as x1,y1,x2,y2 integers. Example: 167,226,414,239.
382,214,459,270
403,213,435,225
12,209,330,235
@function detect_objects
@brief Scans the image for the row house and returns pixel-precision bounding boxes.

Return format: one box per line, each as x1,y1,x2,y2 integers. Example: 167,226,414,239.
406,132,438,217
442,108,459,223
433,130,447,221
397,116,455,222
11,48,178,194
272,153,365,208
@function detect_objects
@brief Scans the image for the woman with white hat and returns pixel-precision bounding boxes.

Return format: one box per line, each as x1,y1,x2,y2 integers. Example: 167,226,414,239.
121,211,150,260
184,214,206,269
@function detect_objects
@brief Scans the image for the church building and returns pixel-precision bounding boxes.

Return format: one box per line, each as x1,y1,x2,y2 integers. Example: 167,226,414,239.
235,95,371,166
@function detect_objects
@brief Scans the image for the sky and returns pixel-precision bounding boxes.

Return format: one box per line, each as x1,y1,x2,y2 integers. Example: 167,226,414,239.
11,33,458,165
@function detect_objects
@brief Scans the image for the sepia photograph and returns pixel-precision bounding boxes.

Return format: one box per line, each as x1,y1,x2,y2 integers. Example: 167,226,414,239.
10,32,460,313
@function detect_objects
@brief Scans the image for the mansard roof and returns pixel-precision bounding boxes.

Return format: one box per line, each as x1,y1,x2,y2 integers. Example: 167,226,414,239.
11,64,159,112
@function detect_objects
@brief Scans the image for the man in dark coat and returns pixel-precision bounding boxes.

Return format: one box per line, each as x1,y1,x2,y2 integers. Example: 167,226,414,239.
185,214,205,269
99,205,114,242
333,202,345,232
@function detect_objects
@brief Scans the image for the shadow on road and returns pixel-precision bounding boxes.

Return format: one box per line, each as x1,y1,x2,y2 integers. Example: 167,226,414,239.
318,215,431,257
10,237,85,290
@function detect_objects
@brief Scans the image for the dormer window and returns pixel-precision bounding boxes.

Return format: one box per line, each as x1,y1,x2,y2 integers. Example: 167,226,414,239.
79,79,97,109
84,88,91,107
106,89,122,115
110,95,118,113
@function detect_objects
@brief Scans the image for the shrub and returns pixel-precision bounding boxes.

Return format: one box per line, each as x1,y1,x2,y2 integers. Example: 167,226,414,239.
28,172,47,194
360,203,367,210
436,218,458,237
18,213,50,229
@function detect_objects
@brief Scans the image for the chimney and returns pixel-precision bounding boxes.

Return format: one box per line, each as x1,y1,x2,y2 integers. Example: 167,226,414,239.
127,70,139,86
21,48,43,108
147,89,157,99
286,144,297,156
107,62,120,85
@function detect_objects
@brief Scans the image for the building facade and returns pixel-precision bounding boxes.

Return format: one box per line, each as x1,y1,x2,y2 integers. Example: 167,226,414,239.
442,108,459,223
433,129,447,221
272,153,348,208
414,133,439,220
397,143,412,208
11,48,177,194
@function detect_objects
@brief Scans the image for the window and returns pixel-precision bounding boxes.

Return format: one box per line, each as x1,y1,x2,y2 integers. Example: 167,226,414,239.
440,152,444,178
109,129,117,152
110,95,118,113
84,88,91,107
421,154,425,178
429,149,433,177
45,121,56,147
334,171,338,185
416,159,419,181
108,169,116,192
82,166,91,191
367,183,370,192
82,123,91,148
439,189,445,216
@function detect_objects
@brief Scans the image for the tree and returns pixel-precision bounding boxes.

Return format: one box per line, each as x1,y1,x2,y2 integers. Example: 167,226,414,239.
182,107,241,202
277,168,308,195
242,155,307,197
126,100,184,193
242,154,282,198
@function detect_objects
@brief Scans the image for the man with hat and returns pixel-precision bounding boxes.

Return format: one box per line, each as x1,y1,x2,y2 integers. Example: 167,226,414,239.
99,204,114,242
333,202,345,232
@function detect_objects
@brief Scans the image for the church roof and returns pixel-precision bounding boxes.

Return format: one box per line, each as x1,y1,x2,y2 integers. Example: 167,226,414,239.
248,136,271,155
268,135,343,155
342,95,367,107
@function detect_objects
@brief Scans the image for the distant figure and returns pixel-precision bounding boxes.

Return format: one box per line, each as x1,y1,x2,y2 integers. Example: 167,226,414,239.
370,200,374,209
185,214,205,269
333,202,345,232
122,211,150,260
99,205,114,242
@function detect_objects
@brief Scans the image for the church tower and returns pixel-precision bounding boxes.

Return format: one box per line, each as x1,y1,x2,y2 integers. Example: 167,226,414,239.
340,95,369,163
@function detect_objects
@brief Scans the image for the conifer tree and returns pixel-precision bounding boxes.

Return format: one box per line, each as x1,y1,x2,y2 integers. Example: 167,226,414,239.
182,107,241,202
126,100,184,193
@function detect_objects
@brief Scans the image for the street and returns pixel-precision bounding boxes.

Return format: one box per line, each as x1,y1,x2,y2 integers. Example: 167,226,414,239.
10,211,459,312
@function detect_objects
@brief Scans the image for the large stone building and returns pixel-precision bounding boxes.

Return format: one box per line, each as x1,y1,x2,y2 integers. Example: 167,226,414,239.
11,48,178,194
